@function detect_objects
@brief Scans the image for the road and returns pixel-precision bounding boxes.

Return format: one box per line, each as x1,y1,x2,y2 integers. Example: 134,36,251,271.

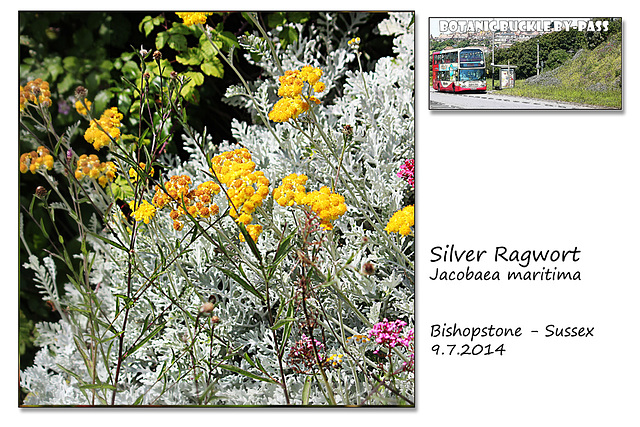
429,89,596,110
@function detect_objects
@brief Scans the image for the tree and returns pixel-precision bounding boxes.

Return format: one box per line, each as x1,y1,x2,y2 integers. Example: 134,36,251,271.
545,49,571,71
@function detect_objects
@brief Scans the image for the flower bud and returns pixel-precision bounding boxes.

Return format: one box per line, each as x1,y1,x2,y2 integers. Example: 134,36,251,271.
153,50,162,61
361,261,376,276
35,186,48,199
74,86,88,101
199,302,214,314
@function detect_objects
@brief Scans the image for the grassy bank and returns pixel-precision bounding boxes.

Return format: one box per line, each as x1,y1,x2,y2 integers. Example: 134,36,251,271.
497,32,622,109
497,81,621,108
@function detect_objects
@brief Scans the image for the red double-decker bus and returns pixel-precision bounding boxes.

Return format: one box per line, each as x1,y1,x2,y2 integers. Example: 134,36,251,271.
432,47,487,93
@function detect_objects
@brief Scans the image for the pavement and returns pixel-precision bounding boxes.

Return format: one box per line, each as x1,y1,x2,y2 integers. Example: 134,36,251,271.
429,89,606,110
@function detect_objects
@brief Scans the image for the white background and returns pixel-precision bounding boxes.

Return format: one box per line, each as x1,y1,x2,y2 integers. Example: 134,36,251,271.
7,1,638,426
424,4,638,426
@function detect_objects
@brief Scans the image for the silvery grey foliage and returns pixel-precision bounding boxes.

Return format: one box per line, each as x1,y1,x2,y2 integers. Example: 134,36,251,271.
20,12,414,406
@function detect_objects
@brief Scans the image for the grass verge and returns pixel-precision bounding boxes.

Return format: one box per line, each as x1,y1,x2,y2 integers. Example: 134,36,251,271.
498,82,621,109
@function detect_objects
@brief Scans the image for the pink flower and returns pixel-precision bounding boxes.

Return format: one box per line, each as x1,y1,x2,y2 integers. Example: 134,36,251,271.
287,334,325,373
367,318,413,354
397,159,414,188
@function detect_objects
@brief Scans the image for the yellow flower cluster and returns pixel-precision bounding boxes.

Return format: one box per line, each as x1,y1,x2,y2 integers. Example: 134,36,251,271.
74,154,117,187
326,353,343,368
19,78,51,111
129,162,154,183
152,175,221,231
385,205,414,236
83,107,123,150
303,187,348,230
347,37,361,49
130,200,157,224
210,148,270,239
268,98,311,123
153,175,191,209
273,174,347,230
176,12,213,26
268,66,325,123
347,334,370,344
19,146,54,174
74,99,92,116
272,173,308,206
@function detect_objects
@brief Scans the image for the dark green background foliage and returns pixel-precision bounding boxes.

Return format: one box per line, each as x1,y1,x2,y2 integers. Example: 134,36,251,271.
18,11,394,400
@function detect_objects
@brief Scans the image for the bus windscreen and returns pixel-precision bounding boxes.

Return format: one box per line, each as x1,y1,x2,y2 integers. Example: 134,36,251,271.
459,50,483,63
459,69,485,81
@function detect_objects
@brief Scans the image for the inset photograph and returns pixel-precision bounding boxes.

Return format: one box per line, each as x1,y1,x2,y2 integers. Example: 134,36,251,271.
429,18,622,110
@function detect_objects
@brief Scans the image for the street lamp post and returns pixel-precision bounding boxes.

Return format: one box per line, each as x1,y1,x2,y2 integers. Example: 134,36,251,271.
536,41,540,76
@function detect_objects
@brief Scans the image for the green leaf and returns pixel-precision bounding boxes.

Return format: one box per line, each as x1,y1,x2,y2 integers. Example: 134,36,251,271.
117,92,132,116
93,89,114,115
218,364,275,383
139,15,164,37
287,12,310,24
169,22,195,35
215,265,264,302
155,31,169,50
167,34,188,52
113,293,134,308
280,293,295,355
79,383,117,391
121,60,140,80
199,33,221,59
57,73,76,94
43,56,63,82
243,353,257,368
110,175,134,201
146,58,175,78
279,26,298,48
302,375,312,405
184,71,204,86
39,218,49,240
267,231,295,280
238,222,262,262
267,12,286,28
270,317,296,330
125,320,167,358
201,58,224,78
28,194,36,216
86,71,101,94
176,47,203,66
139,15,154,35
218,31,240,51
86,230,129,252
